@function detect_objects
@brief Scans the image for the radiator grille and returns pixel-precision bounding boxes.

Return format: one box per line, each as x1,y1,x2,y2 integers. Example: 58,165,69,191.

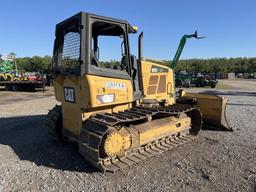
157,75,166,93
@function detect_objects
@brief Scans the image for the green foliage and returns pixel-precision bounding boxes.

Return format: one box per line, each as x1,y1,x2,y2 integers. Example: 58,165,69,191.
172,57,256,73
13,56,256,73
99,60,120,68
62,57,80,69
16,55,51,72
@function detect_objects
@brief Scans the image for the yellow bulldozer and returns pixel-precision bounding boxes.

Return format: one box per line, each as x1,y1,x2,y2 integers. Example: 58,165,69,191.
46,12,232,172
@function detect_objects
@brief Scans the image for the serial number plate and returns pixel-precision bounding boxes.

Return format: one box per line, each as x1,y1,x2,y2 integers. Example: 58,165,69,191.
64,87,75,103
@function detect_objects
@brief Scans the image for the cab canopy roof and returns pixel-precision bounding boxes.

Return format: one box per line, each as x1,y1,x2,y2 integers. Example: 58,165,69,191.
56,12,137,35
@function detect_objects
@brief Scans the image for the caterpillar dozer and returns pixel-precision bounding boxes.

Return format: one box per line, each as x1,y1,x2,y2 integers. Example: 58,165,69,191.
47,12,232,172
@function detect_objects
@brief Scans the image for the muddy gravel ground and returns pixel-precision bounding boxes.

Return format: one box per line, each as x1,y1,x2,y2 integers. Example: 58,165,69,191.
0,80,256,192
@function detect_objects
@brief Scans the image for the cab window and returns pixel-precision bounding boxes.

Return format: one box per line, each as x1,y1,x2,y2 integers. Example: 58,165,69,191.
91,21,127,71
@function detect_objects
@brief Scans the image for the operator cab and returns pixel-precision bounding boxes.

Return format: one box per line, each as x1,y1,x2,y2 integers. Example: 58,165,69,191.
52,12,142,99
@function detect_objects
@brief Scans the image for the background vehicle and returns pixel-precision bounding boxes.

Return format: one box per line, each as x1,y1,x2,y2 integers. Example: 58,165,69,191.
0,56,45,91
175,72,218,88
175,72,192,88
27,72,45,81
192,74,218,88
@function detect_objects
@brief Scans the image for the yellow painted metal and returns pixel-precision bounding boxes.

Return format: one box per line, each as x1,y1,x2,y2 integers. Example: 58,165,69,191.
52,59,188,139
0,73,14,81
5,73,13,81
86,75,133,107
140,60,175,105
118,127,133,150
104,132,124,156
143,57,167,64
53,74,133,137
182,92,232,131
48,13,233,172
102,115,191,157
132,26,139,32
54,74,133,108
136,116,191,145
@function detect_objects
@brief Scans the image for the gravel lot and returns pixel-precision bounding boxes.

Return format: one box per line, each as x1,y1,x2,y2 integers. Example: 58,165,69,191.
0,80,256,192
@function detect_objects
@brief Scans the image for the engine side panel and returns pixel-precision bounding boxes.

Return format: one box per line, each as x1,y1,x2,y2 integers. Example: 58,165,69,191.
140,60,175,105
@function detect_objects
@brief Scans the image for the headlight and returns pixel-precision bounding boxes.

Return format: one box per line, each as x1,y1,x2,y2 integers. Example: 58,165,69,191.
97,94,115,104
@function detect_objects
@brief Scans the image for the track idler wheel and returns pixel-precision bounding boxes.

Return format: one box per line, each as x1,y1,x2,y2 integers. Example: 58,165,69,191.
102,131,124,157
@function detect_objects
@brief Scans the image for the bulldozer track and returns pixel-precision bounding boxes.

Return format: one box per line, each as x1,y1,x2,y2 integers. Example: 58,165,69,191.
46,105,62,139
78,104,201,172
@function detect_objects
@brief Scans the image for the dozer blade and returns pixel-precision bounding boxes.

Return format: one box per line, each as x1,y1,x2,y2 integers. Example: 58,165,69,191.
178,92,232,131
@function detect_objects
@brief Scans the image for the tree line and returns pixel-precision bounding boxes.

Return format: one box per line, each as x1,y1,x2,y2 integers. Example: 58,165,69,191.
173,57,256,74
15,56,52,72
12,56,256,73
